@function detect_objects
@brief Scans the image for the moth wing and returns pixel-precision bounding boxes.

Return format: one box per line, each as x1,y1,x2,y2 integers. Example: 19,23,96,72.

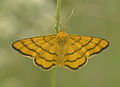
64,35,109,70
12,35,58,69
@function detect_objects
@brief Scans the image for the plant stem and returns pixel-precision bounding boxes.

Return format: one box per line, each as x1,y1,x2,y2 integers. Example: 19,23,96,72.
51,67,56,87
55,0,61,33
51,0,61,87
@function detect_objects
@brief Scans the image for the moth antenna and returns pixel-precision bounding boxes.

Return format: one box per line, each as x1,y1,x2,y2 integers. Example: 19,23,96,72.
55,23,59,33
55,20,63,32
63,8,75,29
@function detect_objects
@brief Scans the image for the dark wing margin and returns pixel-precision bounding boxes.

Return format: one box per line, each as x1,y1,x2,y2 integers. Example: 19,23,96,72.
34,58,56,70
89,39,109,56
64,56,87,70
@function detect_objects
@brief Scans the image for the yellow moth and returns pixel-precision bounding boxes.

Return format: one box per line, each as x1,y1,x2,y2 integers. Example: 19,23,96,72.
12,30,109,70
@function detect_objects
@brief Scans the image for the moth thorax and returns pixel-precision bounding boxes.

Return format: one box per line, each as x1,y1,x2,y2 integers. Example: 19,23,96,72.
59,36,67,46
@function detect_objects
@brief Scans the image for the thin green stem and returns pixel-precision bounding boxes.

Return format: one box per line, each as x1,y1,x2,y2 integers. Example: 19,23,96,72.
51,0,61,87
51,67,56,87
55,0,61,33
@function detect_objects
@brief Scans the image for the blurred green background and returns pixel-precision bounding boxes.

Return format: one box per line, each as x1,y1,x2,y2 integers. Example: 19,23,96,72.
0,0,120,87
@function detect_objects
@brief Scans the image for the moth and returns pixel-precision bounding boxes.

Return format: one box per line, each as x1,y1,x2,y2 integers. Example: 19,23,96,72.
12,30,109,70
